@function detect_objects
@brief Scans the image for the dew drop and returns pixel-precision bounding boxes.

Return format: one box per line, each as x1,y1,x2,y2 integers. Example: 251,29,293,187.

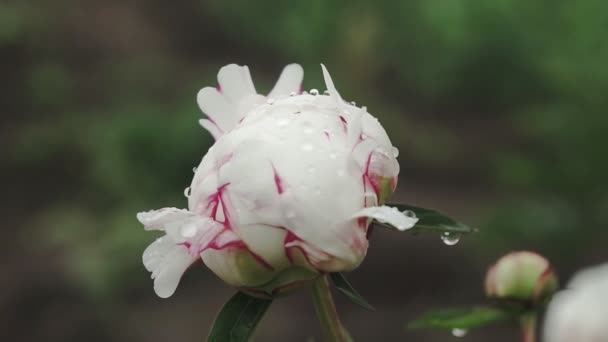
350,101,356,106
184,187,191,197
361,106,367,112
310,89,319,95
403,210,417,219
289,92,296,97
301,143,314,152
392,146,400,158
192,166,198,173
267,98,275,104
323,89,330,95
180,223,198,238
277,119,290,127
451,328,467,337
441,232,461,246
286,210,297,219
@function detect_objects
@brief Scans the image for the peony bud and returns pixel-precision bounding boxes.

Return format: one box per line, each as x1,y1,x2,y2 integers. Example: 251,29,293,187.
543,263,608,342
137,64,418,298
484,251,558,304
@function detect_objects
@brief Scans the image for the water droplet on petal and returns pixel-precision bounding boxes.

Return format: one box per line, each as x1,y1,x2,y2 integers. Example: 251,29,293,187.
267,98,275,104
192,166,198,173
289,92,296,97
184,187,191,197
350,101,356,106
310,89,319,95
180,223,198,238
441,232,461,246
392,147,400,157
361,106,367,112
403,210,417,219
451,328,467,337
301,143,314,152
323,90,330,95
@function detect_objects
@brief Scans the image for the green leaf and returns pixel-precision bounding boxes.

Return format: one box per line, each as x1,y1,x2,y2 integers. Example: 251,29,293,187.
208,291,273,342
378,203,474,235
408,307,509,330
329,272,375,311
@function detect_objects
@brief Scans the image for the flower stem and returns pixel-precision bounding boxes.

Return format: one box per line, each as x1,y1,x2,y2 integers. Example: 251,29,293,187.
311,275,353,342
520,313,537,342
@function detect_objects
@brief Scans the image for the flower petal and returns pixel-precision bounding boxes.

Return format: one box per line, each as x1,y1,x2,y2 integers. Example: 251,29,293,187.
143,237,198,298
352,205,418,231
197,87,235,133
321,64,343,102
137,208,192,231
268,64,304,98
217,64,257,103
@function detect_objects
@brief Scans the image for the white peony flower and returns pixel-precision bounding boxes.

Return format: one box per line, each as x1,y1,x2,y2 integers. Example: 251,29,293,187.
543,262,608,342
137,63,418,298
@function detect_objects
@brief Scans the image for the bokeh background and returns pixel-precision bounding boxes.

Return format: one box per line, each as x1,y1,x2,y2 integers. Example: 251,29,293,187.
3,1,608,341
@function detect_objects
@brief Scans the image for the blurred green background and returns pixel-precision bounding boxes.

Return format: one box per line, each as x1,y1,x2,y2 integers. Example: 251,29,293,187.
2,1,607,341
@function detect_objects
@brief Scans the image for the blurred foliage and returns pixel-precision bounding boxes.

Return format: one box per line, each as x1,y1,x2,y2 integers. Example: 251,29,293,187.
3,0,607,301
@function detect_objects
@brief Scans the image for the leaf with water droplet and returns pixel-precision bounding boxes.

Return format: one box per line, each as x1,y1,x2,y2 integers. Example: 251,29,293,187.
375,204,474,236
408,307,509,331
329,273,375,311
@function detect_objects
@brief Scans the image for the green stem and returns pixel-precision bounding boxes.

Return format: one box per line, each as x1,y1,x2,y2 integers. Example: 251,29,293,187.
520,313,537,342
311,275,353,342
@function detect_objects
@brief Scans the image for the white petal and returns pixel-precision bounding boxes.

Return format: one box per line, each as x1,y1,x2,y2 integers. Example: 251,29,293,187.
199,119,223,140
137,208,192,231
217,64,256,103
321,64,342,102
268,64,303,98
352,205,418,231
196,87,235,132
142,237,198,298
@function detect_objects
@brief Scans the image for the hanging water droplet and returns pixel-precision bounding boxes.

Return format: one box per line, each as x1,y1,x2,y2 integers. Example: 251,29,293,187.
184,187,191,197
301,143,314,152
310,89,319,95
392,146,400,158
192,166,198,173
451,328,467,337
441,232,461,246
403,210,417,219
323,89,330,95
180,223,198,238
267,98,275,104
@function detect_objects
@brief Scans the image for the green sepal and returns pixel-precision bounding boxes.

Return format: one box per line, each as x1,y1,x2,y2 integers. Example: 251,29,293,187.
208,291,273,342
377,203,474,235
329,272,375,311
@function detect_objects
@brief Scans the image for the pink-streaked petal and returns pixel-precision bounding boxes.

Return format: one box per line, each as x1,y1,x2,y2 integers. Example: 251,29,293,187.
137,208,192,231
352,205,418,231
199,119,223,140
143,237,198,298
268,64,304,98
217,64,256,103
